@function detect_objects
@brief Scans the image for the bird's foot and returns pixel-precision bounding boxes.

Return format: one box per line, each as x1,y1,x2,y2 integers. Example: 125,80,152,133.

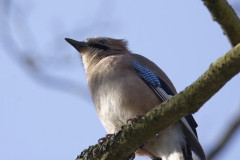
98,137,106,145
98,134,114,145
127,115,144,125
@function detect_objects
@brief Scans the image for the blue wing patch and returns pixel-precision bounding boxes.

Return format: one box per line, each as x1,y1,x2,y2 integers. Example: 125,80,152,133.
131,60,199,141
131,60,161,87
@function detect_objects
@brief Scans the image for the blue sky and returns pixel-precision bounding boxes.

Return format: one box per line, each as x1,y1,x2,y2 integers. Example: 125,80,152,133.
1,0,240,160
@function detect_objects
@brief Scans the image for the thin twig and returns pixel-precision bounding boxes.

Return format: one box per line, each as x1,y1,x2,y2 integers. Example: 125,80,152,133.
207,110,240,160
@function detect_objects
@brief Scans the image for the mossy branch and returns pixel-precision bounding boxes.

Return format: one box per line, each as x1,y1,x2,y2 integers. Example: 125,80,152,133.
76,43,240,160
203,0,240,47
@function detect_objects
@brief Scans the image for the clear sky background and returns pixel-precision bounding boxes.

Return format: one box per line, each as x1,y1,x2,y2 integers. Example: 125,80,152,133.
1,0,240,160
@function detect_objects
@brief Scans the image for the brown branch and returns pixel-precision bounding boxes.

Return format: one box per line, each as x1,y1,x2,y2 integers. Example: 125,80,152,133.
76,43,240,160
203,0,240,47
201,2,240,158
207,109,240,160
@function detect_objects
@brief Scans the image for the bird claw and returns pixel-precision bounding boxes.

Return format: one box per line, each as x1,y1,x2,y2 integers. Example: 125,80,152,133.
127,118,137,124
127,115,144,124
98,137,107,145
106,134,113,139
98,134,114,145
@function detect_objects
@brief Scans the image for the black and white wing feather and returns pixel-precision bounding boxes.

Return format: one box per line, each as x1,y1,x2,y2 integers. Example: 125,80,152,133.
131,60,206,160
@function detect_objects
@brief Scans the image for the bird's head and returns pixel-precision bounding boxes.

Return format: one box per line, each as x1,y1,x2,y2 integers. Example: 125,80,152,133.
65,37,129,71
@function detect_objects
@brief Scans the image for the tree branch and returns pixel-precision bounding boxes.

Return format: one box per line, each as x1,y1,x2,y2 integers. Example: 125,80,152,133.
202,0,240,47
76,43,240,160
202,1,240,158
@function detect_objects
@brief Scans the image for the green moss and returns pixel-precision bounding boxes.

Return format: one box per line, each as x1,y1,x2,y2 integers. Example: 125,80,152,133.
203,0,240,46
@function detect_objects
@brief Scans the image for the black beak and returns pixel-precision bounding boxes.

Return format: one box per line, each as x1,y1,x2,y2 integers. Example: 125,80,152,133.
65,38,88,51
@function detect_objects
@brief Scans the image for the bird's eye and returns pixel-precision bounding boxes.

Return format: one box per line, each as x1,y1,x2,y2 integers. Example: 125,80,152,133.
98,39,109,45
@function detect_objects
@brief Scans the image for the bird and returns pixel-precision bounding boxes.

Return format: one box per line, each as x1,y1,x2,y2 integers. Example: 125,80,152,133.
65,37,206,160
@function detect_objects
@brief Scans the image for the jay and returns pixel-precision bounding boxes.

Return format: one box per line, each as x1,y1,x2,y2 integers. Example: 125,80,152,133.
65,37,206,160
